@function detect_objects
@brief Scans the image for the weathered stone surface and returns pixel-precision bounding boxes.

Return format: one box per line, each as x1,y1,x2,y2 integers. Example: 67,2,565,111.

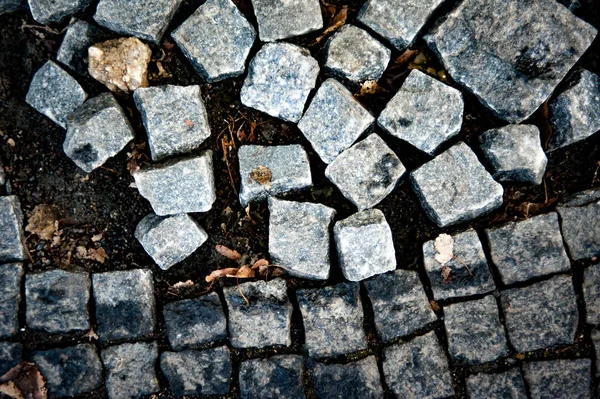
523,359,591,399
310,356,383,399
268,198,335,280
94,0,183,43
334,209,395,281
64,93,134,173
241,43,319,123
102,342,159,399
298,79,374,164
28,0,91,24
466,368,528,399
592,329,600,377
57,19,111,76
0,196,26,262
0,342,21,376
411,142,504,227
325,134,405,210
500,275,578,353
364,270,436,342
486,212,570,285
171,0,255,82
479,124,547,184
224,279,292,348
161,347,231,396
93,269,156,342
240,355,305,399
251,0,322,42
423,229,495,300
583,264,600,326
163,293,227,350
557,188,600,261
0,263,23,339
25,269,90,334
26,60,87,129
324,25,391,83
135,213,208,270
383,331,454,398
0,0,25,15
238,145,312,207
425,0,597,123
297,282,367,358
549,69,600,151
378,69,463,155
444,295,508,364
33,344,102,397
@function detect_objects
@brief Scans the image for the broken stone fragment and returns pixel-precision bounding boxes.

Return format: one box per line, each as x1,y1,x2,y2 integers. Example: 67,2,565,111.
251,0,323,42
57,19,112,76
88,37,152,93
28,0,92,24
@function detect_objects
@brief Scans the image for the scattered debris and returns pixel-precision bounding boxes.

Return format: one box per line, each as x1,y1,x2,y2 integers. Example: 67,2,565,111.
249,165,272,186
76,246,108,263
25,205,58,240
313,5,347,44
205,258,284,283
215,244,242,261
0,362,47,399
433,233,473,282
357,80,384,97
83,328,99,342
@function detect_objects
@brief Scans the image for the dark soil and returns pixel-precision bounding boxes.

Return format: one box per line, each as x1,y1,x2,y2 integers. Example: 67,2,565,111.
1,0,599,397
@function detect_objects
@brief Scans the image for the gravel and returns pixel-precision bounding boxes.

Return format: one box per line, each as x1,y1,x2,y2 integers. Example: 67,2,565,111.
310,356,384,398
583,264,600,326
523,359,592,399
466,368,528,399
28,0,91,24
0,196,26,262
56,19,111,76
251,0,322,42
239,355,305,399
557,188,600,260
0,263,23,339
102,342,159,399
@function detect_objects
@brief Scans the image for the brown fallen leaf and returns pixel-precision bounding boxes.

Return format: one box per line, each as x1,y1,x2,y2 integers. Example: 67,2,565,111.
76,246,108,263
228,265,255,279
215,244,242,261
313,5,348,44
0,362,46,399
441,265,452,283
429,299,440,312
206,267,241,283
249,165,272,186
357,80,384,96
25,205,58,240
91,233,103,242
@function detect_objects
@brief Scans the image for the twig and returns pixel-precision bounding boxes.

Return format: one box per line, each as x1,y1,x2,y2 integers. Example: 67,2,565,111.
236,278,249,306
452,255,473,276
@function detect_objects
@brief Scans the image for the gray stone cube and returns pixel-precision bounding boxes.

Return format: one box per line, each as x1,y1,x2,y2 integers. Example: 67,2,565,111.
102,342,159,399
0,263,23,339
310,356,383,399
0,196,26,263
134,85,211,161
93,269,156,342
500,275,578,353
241,43,319,123
223,279,292,349
593,329,600,377
486,212,571,285
26,60,87,129
425,0,597,123
57,19,111,76
268,198,335,280
25,269,90,334
298,78,375,164
240,355,305,399
325,134,405,210
523,359,591,399
28,0,91,24
411,142,504,227
378,69,463,155
171,0,256,82
479,124,547,185
297,282,367,358
466,368,527,399
134,151,216,216
251,0,322,42
64,93,134,173
557,188,600,261
238,145,312,207
583,264,600,326
334,209,395,281
0,0,25,15
0,342,21,376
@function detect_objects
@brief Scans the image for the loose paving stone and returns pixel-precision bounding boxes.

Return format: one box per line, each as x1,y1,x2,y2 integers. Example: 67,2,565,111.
324,24,391,83
171,0,256,82
268,198,336,280
102,342,159,399
26,60,87,129
241,42,319,123
364,269,437,342
557,188,600,260
297,282,367,358
161,347,231,396
0,263,23,338
0,196,26,262
423,229,495,300
486,212,571,285
163,293,227,350
238,145,312,207
310,356,383,399
298,78,375,164
135,212,208,270
224,279,292,348
466,368,528,399
134,85,211,160
28,0,91,24
444,295,508,364
64,93,135,173
33,344,102,397
479,124,547,185
549,69,600,151
239,355,305,399
425,0,597,123
251,0,322,42
0,342,21,376
134,151,216,216
25,269,90,334
56,19,111,76
500,274,578,353
383,331,454,398
378,69,464,155
334,209,395,281
583,264,600,325
411,142,504,227
94,0,183,43
325,134,405,210
93,269,156,342
523,359,592,399
0,0,25,14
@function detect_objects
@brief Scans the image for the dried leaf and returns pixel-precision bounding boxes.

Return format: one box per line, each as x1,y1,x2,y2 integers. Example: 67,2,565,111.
91,233,103,242
249,165,272,186
441,265,452,283
25,205,58,240
429,300,440,311
76,246,108,263
229,265,255,278
434,233,454,266
83,328,98,342
0,362,47,399
314,6,348,44
358,80,383,96
171,280,194,290
206,268,241,283
215,244,242,261
251,259,270,269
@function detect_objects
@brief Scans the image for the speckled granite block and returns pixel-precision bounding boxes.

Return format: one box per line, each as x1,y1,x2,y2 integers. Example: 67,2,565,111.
523,359,591,399
583,264,600,325
466,368,527,399
28,0,92,24
0,263,23,338
240,355,305,399
57,19,111,76
102,342,159,399
0,196,26,262
557,188,600,261
251,0,322,42
310,356,383,399
0,342,21,376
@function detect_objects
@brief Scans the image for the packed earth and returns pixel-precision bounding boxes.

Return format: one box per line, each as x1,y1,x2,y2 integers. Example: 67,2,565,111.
0,0,600,397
